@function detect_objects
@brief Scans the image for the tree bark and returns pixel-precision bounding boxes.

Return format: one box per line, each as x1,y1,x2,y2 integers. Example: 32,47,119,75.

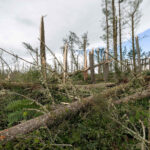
135,36,141,72
40,16,47,81
84,59,112,72
149,58,150,71
83,37,88,81
114,87,150,104
36,48,39,66
118,0,123,71
131,15,136,74
103,49,109,81
148,98,150,149
104,0,109,80
63,44,68,84
89,50,95,83
96,49,101,75
112,0,118,75
0,96,93,142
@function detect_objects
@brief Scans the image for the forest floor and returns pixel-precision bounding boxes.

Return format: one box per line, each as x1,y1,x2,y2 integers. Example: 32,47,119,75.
0,71,150,149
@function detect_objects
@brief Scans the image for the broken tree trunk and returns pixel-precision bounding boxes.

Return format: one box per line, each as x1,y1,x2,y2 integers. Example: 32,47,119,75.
114,87,150,104
96,49,101,75
89,49,95,83
83,36,88,81
112,0,118,75
36,48,39,66
118,0,123,71
104,0,110,77
40,16,47,81
149,58,150,70
0,96,94,142
135,36,141,72
103,48,109,81
131,15,136,74
63,44,68,84
148,98,150,149
84,59,112,72
1,85,150,142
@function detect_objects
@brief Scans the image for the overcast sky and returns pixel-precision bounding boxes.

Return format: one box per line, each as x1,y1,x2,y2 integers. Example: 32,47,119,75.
0,0,150,60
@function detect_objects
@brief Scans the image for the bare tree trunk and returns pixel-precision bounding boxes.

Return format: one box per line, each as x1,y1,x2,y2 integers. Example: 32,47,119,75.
89,50,95,83
149,58,150,70
112,0,118,75
40,16,47,81
144,58,147,70
118,0,123,71
36,48,39,66
148,99,150,149
135,36,141,72
77,55,79,71
96,49,101,75
116,15,118,70
104,49,109,81
1,62,4,75
83,38,88,81
104,0,109,80
63,44,68,84
131,15,136,74
54,59,57,72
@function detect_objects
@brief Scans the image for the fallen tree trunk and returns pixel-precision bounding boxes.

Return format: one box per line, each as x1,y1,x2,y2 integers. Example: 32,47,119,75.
1,86,150,142
69,59,112,76
0,81,115,90
0,96,94,142
0,81,41,90
75,82,116,90
114,88,150,104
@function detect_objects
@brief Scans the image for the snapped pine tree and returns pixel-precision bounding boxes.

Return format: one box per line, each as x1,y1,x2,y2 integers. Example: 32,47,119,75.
135,36,141,72
103,0,110,81
128,0,143,74
89,49,95,83
131,14,136,74
149,59,150,70
40,16,47,81
118,0,123,71
96,49,101,75
63,44,68,84
103,48,109,81
112,0,118,75
83,34,88,81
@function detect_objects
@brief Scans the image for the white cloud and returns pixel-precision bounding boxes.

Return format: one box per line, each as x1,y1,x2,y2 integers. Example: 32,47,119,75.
0,0,149,63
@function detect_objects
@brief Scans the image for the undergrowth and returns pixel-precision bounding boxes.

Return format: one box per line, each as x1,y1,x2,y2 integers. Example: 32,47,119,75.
0,71,150,149
6,99,43,126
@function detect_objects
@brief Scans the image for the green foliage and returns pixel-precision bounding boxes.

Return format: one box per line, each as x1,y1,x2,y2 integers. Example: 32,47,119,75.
0,97,9,130
6,99,43,126
2,109,132,150
118,97,149,127
142,70,150,76
0,71,150,149
1,95,149,149
10,69,41,83
71,71,84,82
6,99,36,111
